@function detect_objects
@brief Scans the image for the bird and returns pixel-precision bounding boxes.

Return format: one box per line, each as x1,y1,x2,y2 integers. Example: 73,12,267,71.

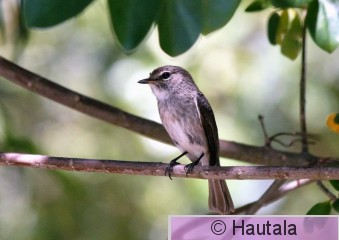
138,65,234,214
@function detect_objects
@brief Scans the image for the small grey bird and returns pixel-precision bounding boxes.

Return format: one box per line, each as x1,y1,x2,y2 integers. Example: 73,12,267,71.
138,65,234,214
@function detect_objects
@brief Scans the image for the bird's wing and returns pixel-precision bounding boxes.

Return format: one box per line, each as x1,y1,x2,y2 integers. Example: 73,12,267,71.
195,92,220,166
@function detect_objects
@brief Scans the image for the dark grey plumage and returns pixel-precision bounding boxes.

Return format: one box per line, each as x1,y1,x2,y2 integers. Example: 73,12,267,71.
138,65,234,214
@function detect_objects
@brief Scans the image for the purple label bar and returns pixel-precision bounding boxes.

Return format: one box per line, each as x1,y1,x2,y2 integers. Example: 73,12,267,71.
170,216,338,240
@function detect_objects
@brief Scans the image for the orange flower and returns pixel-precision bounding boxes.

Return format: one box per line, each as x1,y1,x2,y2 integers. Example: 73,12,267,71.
326,113,339,133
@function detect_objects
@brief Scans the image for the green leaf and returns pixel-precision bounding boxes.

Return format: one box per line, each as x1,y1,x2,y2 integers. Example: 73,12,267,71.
245,0,271,12
2,135,40,154
108,0,161,52
202,0,240,34
306,201,331,215
275,9,289,44
267,12,280,45
332,199,339,213
329,180,339,191
21,0,94,28
271,9,303,60
306,0,339,53
157,0,201,56
271,0,313,8
281,12,302,59
335,114,339,124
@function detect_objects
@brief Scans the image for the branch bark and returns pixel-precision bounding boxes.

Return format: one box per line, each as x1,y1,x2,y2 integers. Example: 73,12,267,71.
0,56,325,167
1,152,339,180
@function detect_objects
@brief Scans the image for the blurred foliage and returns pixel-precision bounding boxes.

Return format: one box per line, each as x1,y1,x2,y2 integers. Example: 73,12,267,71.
267,9,303,60
0,0,29,59
18,0,338,56
306,0,339,53
246,0,339,59
0,0,338,239
21,0,94,28
21,0,240,56
329,180,339,191
332,199,339,213
307,180,339,215
307,200,331,215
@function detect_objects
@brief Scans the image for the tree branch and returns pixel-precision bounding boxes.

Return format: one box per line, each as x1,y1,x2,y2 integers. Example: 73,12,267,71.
245,180,286,214
0,152,339,179
0,56,323,167
316,181,337,201
235,179,314,214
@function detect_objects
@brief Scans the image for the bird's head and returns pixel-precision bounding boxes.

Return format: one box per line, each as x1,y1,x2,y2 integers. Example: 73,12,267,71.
138,65,193,99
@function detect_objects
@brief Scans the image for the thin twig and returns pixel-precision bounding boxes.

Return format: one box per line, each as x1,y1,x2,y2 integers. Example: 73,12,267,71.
258,115,270,147
316,180,337,201
0,152,339,180
245,180,286,214
258,116,317,149
235,179,314,214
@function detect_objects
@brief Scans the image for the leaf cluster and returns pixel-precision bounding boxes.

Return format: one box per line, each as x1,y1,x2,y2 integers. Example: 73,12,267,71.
20,0,240,56
246,0,339,59
0,0,335,57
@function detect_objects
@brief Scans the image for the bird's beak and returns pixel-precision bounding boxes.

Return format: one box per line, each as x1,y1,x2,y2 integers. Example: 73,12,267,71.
138,78,150,84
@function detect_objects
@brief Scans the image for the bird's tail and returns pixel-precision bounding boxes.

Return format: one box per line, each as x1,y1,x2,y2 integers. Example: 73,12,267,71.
208,179,234,214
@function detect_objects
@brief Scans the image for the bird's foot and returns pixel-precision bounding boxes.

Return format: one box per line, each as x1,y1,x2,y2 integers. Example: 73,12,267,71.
184,152,204,177
165,151,188,180
165,160,180,180
184,161,199,176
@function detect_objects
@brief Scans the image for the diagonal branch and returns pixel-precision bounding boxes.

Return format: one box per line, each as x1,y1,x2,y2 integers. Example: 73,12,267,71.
235,179,314,214
246,180,287,214
0,152,339,180
0,56,319,167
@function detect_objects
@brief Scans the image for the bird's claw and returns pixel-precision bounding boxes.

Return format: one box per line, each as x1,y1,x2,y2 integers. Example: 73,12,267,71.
184,162,197,177
165,161,180,180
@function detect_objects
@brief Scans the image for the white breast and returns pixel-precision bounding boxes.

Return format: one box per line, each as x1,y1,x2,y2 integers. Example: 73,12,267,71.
163,119,209,166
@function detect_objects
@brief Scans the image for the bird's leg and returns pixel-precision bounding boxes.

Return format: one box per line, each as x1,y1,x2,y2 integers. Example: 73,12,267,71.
165,151,188,180
184,152,204,176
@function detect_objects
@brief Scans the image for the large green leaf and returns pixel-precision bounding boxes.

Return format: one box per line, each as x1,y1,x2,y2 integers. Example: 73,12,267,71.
22,0,94,27
202,0,240,35
306,201,331,215
108,0,161,52
271,0,313,8
269,9,303,60
275,9,289,44
332,199,339,213
329,180,339,191
157,0,202,56
307,0,339,53
281,12,302,59
267,12,280,44
245,0,271,12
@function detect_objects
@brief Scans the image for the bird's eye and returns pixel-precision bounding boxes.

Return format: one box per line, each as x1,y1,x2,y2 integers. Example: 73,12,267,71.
161,72,171,80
